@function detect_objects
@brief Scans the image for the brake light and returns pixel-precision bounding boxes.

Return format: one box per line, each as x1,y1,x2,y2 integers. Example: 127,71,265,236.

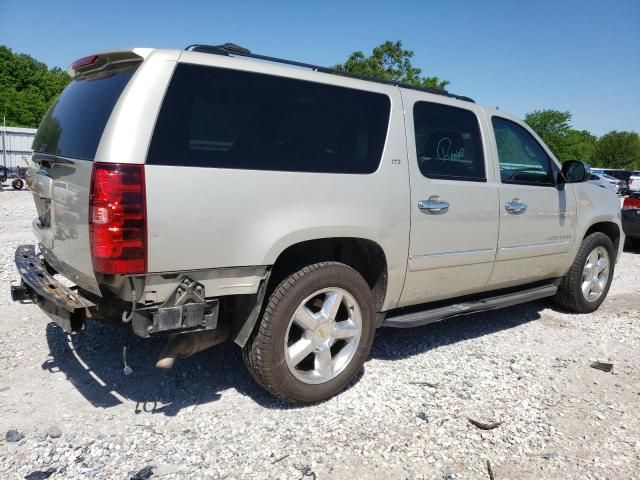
71,55,98,70
622,196,640,210
89,163,146,274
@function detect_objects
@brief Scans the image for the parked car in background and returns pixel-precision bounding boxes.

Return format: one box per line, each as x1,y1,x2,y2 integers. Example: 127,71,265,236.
589,173,625,195
628,171,640,192
622,193,640,248
9,44,624,404
591,169,633,194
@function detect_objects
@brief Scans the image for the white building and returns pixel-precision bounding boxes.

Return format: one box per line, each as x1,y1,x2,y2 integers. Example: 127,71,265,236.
2,125,37,173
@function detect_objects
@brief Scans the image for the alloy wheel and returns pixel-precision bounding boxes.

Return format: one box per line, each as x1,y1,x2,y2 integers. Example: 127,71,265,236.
581,246,610,302
284,288,362,384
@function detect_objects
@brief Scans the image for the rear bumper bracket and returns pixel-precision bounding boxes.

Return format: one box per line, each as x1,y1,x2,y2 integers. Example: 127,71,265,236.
131,276,219,338
11,244,95,332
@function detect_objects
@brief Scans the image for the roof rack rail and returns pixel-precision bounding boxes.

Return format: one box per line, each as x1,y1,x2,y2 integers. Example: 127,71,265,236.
184,43,475,103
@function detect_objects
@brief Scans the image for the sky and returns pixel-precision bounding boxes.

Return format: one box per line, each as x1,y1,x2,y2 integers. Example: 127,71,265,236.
1,0,638,136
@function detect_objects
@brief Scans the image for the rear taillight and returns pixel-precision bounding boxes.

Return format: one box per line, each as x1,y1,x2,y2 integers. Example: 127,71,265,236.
89,163,146,274
622,196,640,210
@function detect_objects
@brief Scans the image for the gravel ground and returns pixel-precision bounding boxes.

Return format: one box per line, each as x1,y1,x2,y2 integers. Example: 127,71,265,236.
0,186,639,480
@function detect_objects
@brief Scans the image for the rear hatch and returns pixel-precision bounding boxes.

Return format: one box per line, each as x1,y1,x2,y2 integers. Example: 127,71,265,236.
30,52,143,295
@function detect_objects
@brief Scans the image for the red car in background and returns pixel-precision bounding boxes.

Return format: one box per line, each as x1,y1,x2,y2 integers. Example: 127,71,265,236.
622,193,640,248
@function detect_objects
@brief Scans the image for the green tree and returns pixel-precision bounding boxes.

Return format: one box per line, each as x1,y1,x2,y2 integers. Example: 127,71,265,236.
564,129,598,162
0,45,71,127
524,109,601,163
524,110,572,159
334,40,449,90
592,131,640,169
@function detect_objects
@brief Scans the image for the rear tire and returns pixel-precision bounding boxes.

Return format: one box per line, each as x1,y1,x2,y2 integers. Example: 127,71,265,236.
554,232,615,313
242,262,375,404
12,179,24,190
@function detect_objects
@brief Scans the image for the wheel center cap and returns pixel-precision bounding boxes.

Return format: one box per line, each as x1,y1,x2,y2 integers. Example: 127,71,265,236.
312,322,335,348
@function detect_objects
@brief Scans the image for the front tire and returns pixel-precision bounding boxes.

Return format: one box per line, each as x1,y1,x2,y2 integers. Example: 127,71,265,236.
243,262,375,404
554,232,615,313
12,179,24,190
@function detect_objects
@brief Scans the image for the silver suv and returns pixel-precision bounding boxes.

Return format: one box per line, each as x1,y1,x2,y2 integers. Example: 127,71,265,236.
11,44,623,404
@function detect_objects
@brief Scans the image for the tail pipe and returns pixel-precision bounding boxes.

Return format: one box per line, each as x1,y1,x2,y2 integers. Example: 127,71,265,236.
155,323,229,369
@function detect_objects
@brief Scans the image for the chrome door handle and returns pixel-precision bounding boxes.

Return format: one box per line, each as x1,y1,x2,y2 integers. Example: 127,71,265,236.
505,199,527,214
418,196,449,215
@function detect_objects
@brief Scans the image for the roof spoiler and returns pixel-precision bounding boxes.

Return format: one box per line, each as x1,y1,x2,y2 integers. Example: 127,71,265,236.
67,49,152,78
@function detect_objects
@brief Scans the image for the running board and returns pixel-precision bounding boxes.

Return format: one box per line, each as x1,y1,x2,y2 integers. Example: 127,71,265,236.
383,282,559,328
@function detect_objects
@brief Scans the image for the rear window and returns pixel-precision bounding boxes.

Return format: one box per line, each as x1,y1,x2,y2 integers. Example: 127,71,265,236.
32,66,136,160
146,64,391,174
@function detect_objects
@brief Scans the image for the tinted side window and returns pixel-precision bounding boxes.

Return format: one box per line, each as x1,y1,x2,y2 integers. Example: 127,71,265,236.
147,64,391,174
492,117,553,186
33,67,136,160
413,102,485,181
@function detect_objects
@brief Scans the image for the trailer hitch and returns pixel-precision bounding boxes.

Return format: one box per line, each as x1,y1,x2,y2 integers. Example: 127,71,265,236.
10,282,33,302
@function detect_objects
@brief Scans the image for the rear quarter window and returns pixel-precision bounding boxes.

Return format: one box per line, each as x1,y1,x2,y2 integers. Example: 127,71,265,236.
146,64,391,174
32,66,136,160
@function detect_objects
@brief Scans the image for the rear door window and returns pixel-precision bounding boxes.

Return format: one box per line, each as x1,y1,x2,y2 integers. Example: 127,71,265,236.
412,102,486,181
32,66,137,160
146,64,391,174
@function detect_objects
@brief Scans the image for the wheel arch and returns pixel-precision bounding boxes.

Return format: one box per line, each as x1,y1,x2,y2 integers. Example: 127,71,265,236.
583,220,622,260
554,221,619,313
231,237,389,348
269,237,389,312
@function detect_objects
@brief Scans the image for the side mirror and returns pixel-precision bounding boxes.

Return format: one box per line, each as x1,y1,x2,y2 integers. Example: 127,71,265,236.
560,160,590,184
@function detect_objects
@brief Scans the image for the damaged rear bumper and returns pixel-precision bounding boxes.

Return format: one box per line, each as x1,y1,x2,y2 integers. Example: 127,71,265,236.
11,244,94,332
10,245,225,340
11,245,264,354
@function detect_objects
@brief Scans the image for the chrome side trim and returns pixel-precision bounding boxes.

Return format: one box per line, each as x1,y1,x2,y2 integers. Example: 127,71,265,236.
409,248,497,271
499,240,570,251
410,247,496,259
496,240,572,262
